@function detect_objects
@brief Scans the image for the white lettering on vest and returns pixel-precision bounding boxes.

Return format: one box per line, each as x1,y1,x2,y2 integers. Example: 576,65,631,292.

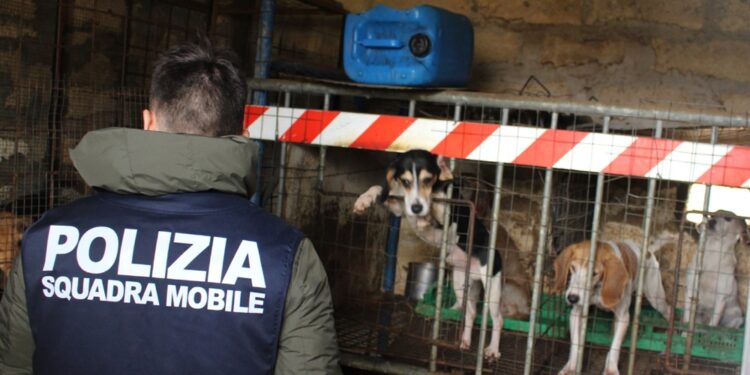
41,275,55,297
40,276,160,305
188,287,207,309
118,229,151,277
207,237,226,284
124,281,142,304
76,227,118,274
88,278,106,301
151,231,172,279
167,233,210,282
248,292,265,314
166,284,188,308
38,227,273,315
222,240,266,288
43,228,267,288
107,279,124,302
43,226,79,271
142,283,159,306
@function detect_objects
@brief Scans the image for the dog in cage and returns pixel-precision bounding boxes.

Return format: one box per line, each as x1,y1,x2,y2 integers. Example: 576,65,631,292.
0,212,32,287
683,210,750,329
552,232,675,375
352,149,530,360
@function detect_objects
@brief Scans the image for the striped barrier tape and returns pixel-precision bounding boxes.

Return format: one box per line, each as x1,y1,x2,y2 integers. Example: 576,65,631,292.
244,105,750,188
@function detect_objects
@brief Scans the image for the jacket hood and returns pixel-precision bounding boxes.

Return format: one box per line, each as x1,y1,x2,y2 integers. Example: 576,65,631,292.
70,127,257,196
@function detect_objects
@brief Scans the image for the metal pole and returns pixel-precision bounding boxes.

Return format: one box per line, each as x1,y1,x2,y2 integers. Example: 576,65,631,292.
252,0,275,105
475,108,509,374
523,112,559,375
247,78,750,128
683,126,718,370
250,0,276,206
626,120,664,374
275,91,291,217
573,117,611,374
317,94,331,190
430,104,460,372
741,275,750,374
382,99,415,290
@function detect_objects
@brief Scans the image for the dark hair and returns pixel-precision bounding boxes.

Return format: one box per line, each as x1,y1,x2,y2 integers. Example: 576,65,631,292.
149,38,247,136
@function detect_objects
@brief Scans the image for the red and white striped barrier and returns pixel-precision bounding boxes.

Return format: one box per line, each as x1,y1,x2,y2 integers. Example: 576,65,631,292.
244,105,750,188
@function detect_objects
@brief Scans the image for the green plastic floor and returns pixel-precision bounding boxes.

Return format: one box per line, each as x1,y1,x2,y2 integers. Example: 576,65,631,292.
415,283,744,363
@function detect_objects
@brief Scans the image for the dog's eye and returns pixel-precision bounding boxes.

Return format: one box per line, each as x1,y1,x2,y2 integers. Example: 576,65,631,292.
401,179,411,188
422,177,434,186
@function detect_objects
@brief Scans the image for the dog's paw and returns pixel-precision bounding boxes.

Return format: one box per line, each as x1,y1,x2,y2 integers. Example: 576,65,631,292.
352,193,376,214
603,367,620,375
416,216,431,229
483,346,501,360
459,337,471,350
557,362,576,375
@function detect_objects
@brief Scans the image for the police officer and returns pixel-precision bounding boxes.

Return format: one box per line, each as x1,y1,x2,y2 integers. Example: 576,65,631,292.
0,39,341,375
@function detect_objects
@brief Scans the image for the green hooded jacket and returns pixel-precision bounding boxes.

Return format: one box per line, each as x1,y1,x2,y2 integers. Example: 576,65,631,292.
0,128,341,374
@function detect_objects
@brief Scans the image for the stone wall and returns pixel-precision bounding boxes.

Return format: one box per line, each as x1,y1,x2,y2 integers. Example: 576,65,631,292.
339,0,750,114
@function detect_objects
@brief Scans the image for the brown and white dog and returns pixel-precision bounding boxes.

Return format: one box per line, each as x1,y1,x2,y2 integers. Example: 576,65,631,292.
683,210,750,328
552,233,674,375
353,149,529,359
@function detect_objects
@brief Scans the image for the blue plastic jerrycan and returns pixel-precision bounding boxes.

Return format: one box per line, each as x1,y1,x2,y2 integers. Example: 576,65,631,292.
343,4,474,87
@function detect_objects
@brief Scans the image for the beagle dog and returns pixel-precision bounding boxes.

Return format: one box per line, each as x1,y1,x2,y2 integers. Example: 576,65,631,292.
683,210,750,328
353,149,530,359
552,233,674,375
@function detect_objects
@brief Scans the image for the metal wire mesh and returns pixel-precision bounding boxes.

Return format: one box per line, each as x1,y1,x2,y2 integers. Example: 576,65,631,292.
1,73,749,374
247,83,750,374
0,80,148,288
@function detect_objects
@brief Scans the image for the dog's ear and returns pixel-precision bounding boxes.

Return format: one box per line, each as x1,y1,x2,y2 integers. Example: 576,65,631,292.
600,250,628,310
433,155,454,192
380,167,396,203
742,222,750,246
436,156,453,182
552,246,574,294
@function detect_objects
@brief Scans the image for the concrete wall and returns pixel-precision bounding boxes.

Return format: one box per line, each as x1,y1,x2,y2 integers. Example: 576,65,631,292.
340,0,750,113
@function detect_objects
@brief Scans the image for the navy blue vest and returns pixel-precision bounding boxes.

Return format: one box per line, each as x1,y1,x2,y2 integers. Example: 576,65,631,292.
22,191,303,375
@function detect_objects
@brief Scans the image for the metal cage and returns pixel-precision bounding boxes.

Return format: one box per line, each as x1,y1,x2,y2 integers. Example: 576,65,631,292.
246,78,750,375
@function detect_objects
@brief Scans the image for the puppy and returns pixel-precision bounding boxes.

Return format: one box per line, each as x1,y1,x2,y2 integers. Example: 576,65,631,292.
353,149,529,359
552,233,674,375
353,149,452,228
683,210,750,328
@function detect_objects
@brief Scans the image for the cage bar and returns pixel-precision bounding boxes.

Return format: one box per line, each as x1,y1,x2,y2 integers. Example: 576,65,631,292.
572,116,611,374
683,126,718,370
523,112,558,375
430,104,461,372
626,120,664,374
474,109,509,374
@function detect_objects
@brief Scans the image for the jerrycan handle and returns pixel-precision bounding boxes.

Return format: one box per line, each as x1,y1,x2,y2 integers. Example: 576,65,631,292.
357,39,404,49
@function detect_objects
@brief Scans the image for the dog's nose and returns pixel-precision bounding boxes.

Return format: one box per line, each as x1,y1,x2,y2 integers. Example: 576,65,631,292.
411,204,423,214
567,294,580,305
